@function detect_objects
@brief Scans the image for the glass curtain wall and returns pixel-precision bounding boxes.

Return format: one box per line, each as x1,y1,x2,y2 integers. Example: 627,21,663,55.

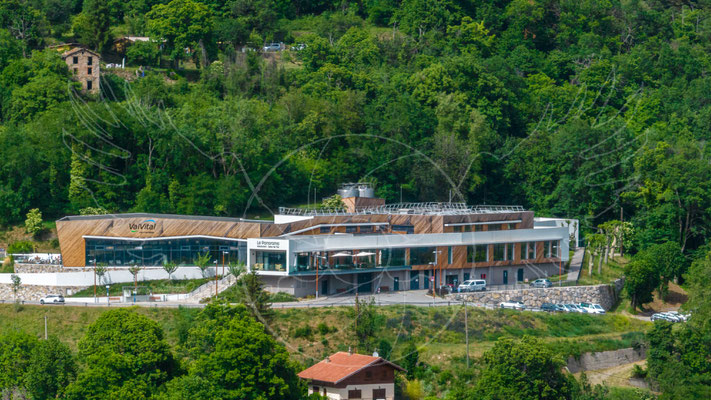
85,238,245,266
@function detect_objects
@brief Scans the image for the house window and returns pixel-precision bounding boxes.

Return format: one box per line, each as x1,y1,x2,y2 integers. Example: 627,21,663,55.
468,244,488,263
73,68,77,75
508,223,517,230
507,243,514,261
86,80,92,90
453,225,462,232
493,244,505,261
552,240,559,258
313,386,319,393
488,224,502,231
87,67,92,75
528,242,536,259
346,226,357,233
365,371,372,380
464,225,472,232
72,56,78,64
320,226,330,233
544,241,551,258
475,225,484,232
348,389,362,399
88,56,93,65
360,225,373,233
447,246,452,264
392,225,414,234
520,242,527,260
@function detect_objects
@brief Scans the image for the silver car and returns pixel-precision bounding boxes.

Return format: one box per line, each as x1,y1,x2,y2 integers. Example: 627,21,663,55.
263,43,282,52
530,278,553,288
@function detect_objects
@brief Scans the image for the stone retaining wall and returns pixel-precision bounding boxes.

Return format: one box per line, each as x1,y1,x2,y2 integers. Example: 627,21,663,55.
456,279,624,310
14,264,65,273
567,347,646,373
0,284,87,301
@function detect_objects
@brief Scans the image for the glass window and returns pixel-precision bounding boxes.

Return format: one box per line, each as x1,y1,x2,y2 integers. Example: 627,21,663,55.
320,226,330,233
507,243,514,261
448,246,453,264
88,56,93,65
477,245,488,262
552,240,559,258
360,225,373,233
410,247,436,265
488,224,502,231
453,225,462,232
88,67,92,75
85,238,244,267
86,80,92,90
508,223,517,230
380,248,406,266
493,244,505,261
72,56,78,64
475,225,484,232
544,241,551,257
392,225,414,234
346,226,357,233
520,242,527,260
254,251,286,272
464,225,472,232
528,242,536,259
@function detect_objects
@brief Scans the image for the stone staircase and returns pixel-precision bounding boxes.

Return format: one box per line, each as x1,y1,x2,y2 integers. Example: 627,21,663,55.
184,274,238,303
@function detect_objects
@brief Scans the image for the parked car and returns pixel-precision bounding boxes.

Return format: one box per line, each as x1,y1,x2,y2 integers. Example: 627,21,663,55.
553,304,568,312
499,301,526,310
291,43,307,51
458,279,487,292
665,311,687,321
540,302,558,312
530,278,553,288
40,294,64,305
263,42,282,52
651,312,676,322
579,302,606,314
565,303,586,313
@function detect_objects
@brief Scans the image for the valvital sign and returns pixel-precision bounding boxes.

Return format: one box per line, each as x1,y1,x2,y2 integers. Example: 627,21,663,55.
130,219,157,233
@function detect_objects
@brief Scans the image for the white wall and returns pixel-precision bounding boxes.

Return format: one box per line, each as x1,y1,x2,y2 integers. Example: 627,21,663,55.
0,266,212,286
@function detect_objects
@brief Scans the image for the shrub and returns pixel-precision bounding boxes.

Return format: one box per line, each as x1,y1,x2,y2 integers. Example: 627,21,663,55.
1,256,14,273
269,291,298,303
293,325,313,339
8,241,34,254
631,364,647,379
317,322,334,335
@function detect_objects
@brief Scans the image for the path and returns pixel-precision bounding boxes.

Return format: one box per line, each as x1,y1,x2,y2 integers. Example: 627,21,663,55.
566,247,585,282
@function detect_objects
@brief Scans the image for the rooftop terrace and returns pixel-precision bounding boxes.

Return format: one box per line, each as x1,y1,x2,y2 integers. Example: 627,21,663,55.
277,202,525,217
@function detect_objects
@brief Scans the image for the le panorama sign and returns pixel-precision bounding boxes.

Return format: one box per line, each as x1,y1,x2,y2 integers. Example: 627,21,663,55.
253,239,287,250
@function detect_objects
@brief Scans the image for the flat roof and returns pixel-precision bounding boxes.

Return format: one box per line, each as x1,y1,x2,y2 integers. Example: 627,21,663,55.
57,213,271,224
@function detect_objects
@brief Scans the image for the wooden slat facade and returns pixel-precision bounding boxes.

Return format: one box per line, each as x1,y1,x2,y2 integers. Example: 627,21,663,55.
56,211,541,268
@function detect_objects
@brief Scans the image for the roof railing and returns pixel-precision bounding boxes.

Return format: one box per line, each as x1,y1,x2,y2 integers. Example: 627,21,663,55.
277,203,525,216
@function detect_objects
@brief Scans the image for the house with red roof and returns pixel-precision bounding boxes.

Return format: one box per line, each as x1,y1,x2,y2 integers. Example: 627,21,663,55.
298,350,405,400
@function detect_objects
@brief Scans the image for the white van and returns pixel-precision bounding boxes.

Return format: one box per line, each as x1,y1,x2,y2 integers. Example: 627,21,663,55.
458,280,486,292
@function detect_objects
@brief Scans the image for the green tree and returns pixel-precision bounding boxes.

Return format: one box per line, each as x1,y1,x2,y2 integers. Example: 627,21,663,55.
194,252,212,278
401,342,419,379
350,296,378,350
474,336,574,399
164,303,301,399
624,257,660,311
126,40,161,67
163,260,178,280
65,309,177,399
147,0,214,66
0,331,36,392
236,270,273,323
10,273,21,302
24,207,43,238
95,262,107,285
128,264,141,292
0,0,46,55
638,241,686,300
71,0,112,51
24,336,77,400
320,194,344,210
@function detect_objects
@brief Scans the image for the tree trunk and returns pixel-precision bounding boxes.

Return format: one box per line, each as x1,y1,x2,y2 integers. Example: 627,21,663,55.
597,250,604,275
588,251,594,276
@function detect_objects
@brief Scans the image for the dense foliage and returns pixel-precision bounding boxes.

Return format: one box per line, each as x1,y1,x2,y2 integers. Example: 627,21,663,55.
0,0,709,257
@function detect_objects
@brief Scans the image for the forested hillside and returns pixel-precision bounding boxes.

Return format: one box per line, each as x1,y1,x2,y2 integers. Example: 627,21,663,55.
1,0,710,256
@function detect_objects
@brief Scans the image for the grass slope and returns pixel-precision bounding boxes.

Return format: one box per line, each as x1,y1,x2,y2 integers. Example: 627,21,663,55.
70,278,213,297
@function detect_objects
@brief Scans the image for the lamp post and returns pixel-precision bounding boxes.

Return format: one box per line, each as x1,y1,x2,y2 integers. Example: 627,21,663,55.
105,285,110,306
93,259,97,303
214,259,219,296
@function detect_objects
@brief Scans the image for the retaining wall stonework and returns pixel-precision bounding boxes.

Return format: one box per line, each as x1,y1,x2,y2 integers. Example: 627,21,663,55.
566,347,646,373
14,264,65,273
0,284,87,301
457,278,624,310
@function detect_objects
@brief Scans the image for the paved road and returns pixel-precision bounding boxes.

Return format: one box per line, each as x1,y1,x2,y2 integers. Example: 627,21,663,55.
567,247,585,282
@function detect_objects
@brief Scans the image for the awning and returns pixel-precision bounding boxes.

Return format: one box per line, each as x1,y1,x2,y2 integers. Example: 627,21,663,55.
332,252,352,257
354,251,376,257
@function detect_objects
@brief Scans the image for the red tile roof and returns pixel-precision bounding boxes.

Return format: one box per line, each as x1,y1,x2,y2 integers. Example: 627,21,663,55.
298,352,404,384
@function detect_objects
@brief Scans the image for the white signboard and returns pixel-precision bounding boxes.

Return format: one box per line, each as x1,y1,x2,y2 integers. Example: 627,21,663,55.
252,239,287,250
